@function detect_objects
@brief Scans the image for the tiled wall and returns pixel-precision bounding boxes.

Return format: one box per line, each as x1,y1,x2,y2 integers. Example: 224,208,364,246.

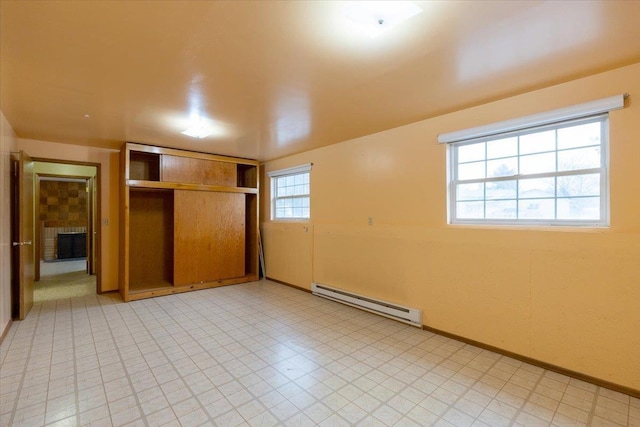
39,180,87,227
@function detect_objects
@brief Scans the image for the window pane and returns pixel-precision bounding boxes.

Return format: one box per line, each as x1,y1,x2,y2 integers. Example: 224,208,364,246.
519,177,554,199
518,198,555,219
449,115,606,226
487,137,517,159
486,180,516,200
558,122,601,150
457,201,484,219
458,142,485,163
558,146,601,171
520,130,555,154
273,170,310,220
486,200,517,219
520,152,556,175
487,157,517,178
557,174,600,197
457,183,484,201
458,161,485,180
557,197,600,220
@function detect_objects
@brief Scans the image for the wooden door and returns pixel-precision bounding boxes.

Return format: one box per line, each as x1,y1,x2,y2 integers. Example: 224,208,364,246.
87,176,94,275
174,191,245,286
11,151,35,320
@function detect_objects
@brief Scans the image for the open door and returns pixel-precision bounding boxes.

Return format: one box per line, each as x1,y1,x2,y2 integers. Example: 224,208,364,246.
88,176,96,275
11,151,35,320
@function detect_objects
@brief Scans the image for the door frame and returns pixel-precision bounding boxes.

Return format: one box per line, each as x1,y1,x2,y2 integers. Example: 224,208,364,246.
34,173,96,281
31,158,102,293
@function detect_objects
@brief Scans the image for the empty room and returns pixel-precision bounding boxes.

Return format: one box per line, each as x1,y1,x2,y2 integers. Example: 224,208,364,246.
1,1,639,426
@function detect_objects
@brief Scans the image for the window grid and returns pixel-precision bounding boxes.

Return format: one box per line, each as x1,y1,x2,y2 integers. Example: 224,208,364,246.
272,171,310,220
450,115,608,226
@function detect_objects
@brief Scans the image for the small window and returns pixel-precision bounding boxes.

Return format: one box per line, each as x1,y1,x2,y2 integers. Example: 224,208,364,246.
449,115,609,226
268,164,311,220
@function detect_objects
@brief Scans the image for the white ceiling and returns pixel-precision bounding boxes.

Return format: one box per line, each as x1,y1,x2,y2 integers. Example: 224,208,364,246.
1,1,639,161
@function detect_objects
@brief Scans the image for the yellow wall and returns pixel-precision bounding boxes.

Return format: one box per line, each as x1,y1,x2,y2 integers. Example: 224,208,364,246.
0,111,18,338
261,62,640,391
16,139,120,292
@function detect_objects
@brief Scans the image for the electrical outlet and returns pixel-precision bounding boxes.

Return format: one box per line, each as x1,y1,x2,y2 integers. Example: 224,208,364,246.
102,218,109,226
368,217,374,226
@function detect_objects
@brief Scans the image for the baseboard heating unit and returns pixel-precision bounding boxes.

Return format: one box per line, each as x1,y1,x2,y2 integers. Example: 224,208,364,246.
311,283,423,328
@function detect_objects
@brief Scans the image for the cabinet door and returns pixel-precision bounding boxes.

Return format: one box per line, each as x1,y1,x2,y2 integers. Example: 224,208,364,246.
162,155,236,186
174,191,245,286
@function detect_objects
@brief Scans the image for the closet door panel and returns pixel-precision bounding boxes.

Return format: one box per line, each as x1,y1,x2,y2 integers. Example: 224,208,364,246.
163,156,236,186
174,191,245,286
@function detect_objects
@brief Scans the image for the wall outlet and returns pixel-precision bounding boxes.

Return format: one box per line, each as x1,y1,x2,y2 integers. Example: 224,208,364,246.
368,217,374,226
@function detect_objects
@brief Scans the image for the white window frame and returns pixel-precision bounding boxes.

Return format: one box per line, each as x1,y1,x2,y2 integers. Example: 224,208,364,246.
268,164,312,221
440,95,626,227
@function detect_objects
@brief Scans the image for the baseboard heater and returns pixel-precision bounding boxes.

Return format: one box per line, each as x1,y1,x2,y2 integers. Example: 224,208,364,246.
311,283,422,328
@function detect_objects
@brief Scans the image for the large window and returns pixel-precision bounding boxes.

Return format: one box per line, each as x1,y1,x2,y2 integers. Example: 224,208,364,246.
449,116,608,225
268,164,311,220
440,95,626,226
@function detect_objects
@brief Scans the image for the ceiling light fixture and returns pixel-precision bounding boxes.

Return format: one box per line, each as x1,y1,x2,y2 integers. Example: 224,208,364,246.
181,121,213,139
343,1,423,38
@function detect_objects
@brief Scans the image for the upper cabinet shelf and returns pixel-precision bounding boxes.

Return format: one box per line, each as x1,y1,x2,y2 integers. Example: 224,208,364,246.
123,143,259,190
130,152,161,181
126,180,258,194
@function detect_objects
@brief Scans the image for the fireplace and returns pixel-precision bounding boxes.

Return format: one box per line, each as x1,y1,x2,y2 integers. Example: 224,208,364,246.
57,232,87,259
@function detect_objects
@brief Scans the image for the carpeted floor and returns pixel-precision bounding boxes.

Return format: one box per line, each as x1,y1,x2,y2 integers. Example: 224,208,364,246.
34,260,96,303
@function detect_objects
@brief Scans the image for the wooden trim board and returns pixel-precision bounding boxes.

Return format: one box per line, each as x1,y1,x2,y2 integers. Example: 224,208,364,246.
125,275,259,302
125,142,259,166
421,324,640,399
266,277,312,294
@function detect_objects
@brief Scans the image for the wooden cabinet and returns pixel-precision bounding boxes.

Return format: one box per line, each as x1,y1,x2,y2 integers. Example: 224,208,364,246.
119,143,259,302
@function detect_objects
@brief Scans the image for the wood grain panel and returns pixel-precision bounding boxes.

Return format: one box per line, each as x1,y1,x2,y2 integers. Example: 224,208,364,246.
245,194,258,275
119,148,127,300
129,190,173,290
162,155,236,186
174,191,245,286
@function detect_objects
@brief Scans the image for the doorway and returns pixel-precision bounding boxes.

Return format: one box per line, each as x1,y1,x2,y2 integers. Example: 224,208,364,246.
32,160,100,303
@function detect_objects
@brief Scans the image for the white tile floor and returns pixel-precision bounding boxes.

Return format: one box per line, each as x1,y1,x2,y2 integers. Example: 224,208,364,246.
0,280,638,427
